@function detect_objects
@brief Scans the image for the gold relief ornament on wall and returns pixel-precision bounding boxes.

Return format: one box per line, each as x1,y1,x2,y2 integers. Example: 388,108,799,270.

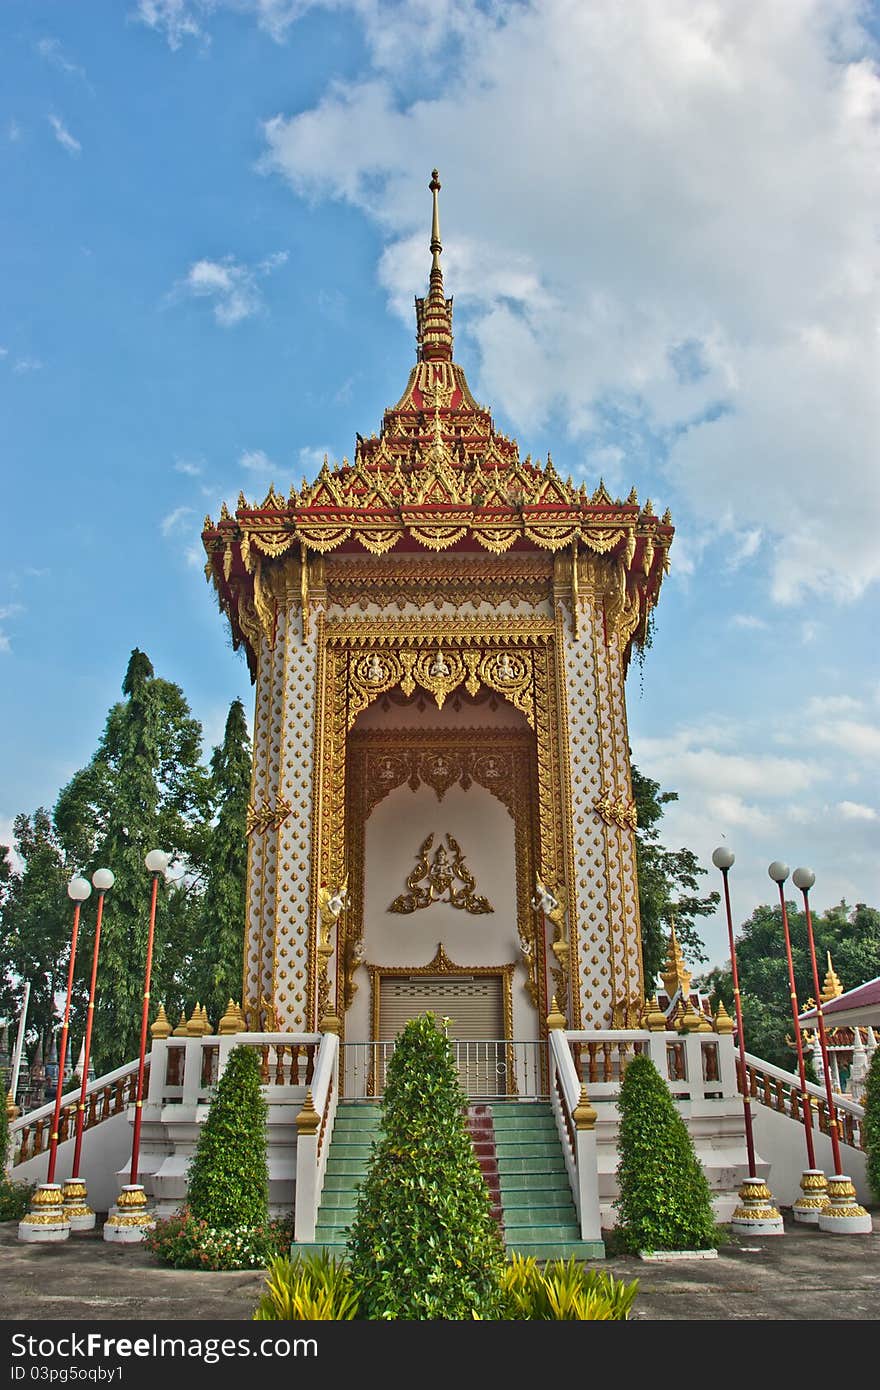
389,833,494,915
316,877,348,1030
532,875,569,1000
592,788,638,832
246,796,293,836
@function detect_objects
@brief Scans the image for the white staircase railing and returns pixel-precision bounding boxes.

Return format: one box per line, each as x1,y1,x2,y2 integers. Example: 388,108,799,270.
742,1052,866,1151
340,1038,546,1100
548,1029,602,1241
293,1032,339,1243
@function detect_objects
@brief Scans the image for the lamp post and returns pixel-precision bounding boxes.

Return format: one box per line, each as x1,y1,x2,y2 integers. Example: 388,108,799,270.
18,875,91,1243
64,867,114,1232
104,849,168,1244
712,848,783,1235
792,867,872,1234
767,860,827,1223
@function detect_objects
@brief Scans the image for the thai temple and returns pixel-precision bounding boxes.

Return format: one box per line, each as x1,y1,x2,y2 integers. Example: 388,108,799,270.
8,174,875,1253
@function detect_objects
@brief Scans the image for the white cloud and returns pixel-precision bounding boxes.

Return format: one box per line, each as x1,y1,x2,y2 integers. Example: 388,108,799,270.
298,445,333,470
0,604,24,621
134,0,315,47
256,0,880,607
811,717,880,762
133,0,207,50
37,38,92,89
47,114,81,156
13,358,43,373
730,614,769,631
837,800,878,821
240,448,276,474
0,347,7,357
0,632,10,655
174,456,204,476
7,121,21,143
636,729,819,799
175,251,287,326
160,505,196,537
0,817,24,872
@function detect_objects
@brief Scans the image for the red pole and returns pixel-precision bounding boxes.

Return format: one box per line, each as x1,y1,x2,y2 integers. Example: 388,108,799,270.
796,873,843,1176
71,887,107,1179
774,874,816,1169
46,895,86,1184
129,871,160,1187
713,852,757,1177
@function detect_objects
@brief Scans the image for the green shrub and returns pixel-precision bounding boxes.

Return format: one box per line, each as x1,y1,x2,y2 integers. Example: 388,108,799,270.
614,1053,718,1253
253,1252,359,1320
0,1095,9,1172
346,1013,505,1320
500,1254,638,1320
864,1047,880,1205
146,1207,290,1270
186,1044,269,1229
0,1175,35,1222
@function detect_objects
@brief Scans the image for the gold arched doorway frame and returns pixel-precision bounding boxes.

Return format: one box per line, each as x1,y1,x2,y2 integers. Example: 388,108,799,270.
306,613,575,1029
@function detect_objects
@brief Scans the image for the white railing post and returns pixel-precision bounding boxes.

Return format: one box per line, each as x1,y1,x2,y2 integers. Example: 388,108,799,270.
647,1030,668,1076
684,1033,704,1099
146,1039,166,1104
293,1032,339,1243
716,1029,738,1098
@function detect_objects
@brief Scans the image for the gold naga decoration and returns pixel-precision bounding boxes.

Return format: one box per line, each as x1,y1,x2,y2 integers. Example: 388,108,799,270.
388,833,493,916
316,877,348,1031
246,796,292,836
532,874,569,999
592,788,638,832
202,170,672,675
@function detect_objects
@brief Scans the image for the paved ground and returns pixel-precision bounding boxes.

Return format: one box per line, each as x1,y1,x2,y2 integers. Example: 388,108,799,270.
1,1209,877,1323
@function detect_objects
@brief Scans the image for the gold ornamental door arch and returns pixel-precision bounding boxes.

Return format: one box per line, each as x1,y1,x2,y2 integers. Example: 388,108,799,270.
308,613,575,1032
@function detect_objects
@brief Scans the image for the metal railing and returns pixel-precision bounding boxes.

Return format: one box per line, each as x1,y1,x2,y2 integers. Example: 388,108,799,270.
340,1039,547,1100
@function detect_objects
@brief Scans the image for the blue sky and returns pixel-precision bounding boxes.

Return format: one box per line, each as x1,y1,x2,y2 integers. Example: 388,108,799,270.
2,0,878,972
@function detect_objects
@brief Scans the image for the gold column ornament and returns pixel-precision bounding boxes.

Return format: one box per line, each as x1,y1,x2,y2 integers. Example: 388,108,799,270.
172,1012,188,1037
546,996,566,1031
532,876,569,1002
730,1177,785,1235
818,1175,873,1233
713,1000,734,1034
6,1089,19,1122
316,878,348,1033
18,1183,70,1243
572,1083,597,1130
295,1090,320,1136
679,998,703,1033
150,1005,172,1040
642,996,667,1032
218,1000,244,1035
61,1177,95,1232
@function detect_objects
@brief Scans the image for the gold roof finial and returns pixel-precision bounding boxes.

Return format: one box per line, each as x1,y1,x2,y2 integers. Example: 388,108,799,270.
430,167,442,272
820,951,844,1003
416,168,453,364
661,913,692,1002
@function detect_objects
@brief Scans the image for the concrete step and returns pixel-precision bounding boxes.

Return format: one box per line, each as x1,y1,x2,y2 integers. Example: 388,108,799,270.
494,1142,565,1159
320,1174,365,1192
496,1189,574,1210
502,1207,582,1229
495,1157,567,1175
505,1239,606,1261
497,1171,571,1192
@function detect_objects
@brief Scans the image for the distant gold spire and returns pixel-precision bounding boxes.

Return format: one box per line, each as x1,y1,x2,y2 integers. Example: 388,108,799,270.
820,951,844,1003
415,168,454,363
661,915,692,1001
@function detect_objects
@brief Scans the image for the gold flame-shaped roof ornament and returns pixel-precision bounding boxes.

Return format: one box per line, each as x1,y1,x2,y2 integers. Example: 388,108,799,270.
661,915,692,1002
820,952,844,1003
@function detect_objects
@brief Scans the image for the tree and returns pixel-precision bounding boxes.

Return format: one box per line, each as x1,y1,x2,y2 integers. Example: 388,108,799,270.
864,1048,880,1205
703,899,880,1071
0,811,75,1052
187,1043,268,1228
347,1013,505,1319
191,699,251,1022
53,649,210,1072
614,1053,717,1253
632,765,718,984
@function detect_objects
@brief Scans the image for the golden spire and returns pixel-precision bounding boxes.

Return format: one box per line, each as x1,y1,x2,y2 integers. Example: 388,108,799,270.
661,915,692,1002
415,168,454,363
820,951,844,1003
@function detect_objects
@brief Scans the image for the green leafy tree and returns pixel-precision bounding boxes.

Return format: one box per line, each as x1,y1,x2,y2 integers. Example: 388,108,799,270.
347,1013,505,1319
632,765,718,983
614,1053,718,1252
702,900,880,1071
192,699,251,1022
864,1048,880,1205
187,1043,268,1227
0,811,75,1051
54,649,210,1071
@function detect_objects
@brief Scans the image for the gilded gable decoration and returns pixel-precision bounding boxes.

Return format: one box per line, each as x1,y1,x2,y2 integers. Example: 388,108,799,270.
388,832,494,916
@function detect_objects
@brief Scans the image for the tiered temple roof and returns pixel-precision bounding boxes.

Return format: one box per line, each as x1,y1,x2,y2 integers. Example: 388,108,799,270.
202,171,673,674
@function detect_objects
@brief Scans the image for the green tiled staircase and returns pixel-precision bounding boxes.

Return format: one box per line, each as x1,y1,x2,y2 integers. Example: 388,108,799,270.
491,1102,604,1261
291,1102,381,1259
292,1099,603,1262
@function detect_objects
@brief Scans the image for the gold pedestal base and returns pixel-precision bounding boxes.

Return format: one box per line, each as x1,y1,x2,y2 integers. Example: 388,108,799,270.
730,1177,784,1237
792,1169,829,1225
18,1183,70,1243
817,1176,874,1235
102,1184,156,1244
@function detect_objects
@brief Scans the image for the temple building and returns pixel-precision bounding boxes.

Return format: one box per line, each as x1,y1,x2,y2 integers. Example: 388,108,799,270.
201,171,673,1065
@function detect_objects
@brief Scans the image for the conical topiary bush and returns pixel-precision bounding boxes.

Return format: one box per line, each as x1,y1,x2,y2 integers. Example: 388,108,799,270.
864,1047,880,1205
186,1043,269,1228
346,1012,505,1319
613,1053,718,1253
